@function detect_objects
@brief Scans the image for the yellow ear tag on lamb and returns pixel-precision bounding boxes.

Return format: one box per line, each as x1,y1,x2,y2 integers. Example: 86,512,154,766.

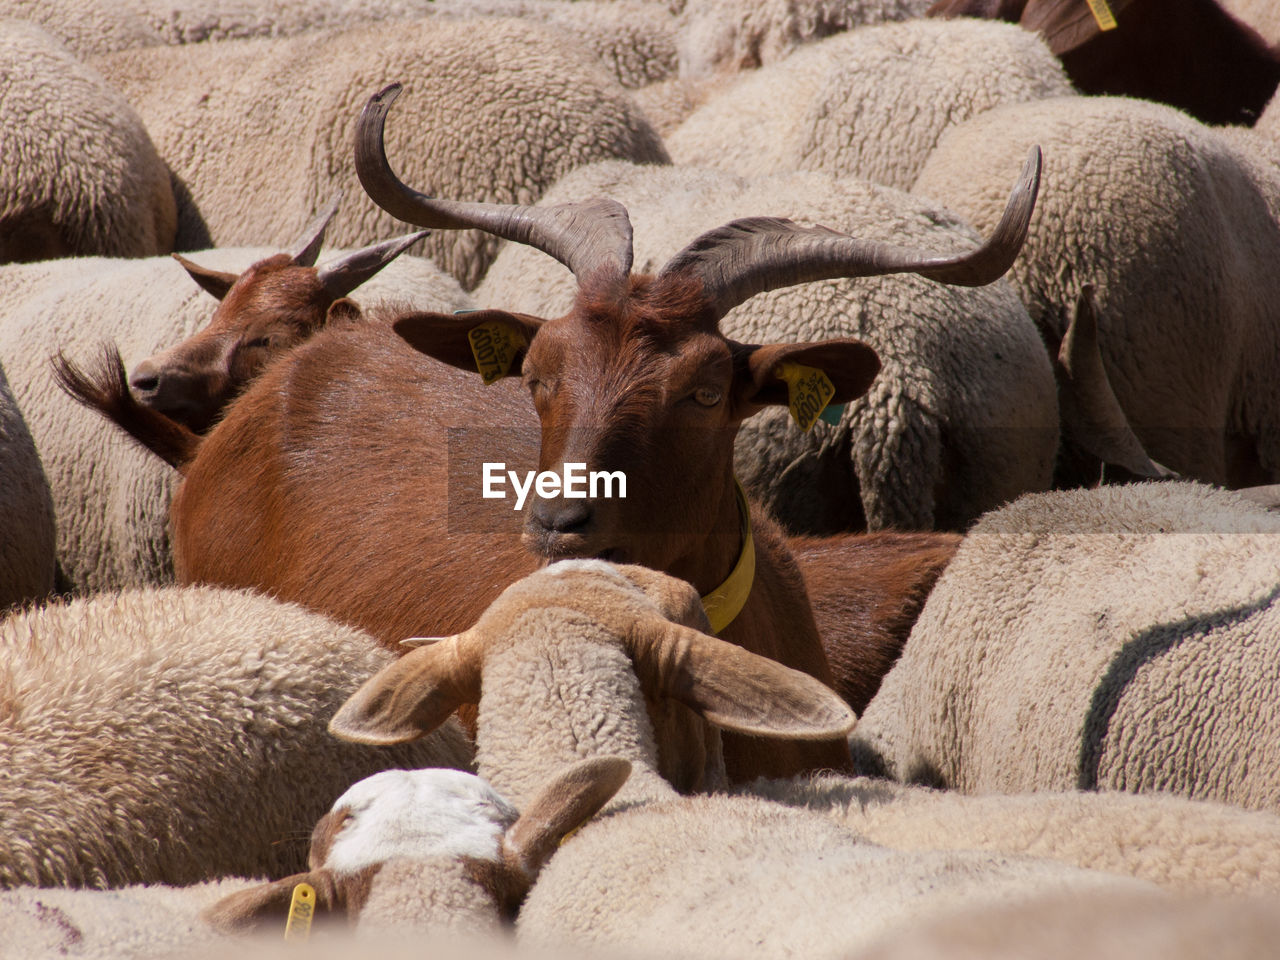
777,363,836,433
1085,0,1118,30
284,882,315,941
468,321,527,386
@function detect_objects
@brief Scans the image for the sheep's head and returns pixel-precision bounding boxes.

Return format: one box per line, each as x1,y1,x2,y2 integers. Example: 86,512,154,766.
129,194,425,433
327,561,856,800
358,83,1040,576
203,758,629,937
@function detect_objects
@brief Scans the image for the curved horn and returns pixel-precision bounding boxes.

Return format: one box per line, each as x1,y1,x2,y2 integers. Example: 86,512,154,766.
1057,284,1175,480
290,191,343,267
354,83,634,285
315,229,429,299
660,145,1042,320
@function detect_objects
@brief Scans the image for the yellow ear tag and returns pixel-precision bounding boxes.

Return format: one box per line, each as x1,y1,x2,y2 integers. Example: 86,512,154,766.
284,881,315,942
776,363,836,433
1085,0,1117,30
468,321,527,386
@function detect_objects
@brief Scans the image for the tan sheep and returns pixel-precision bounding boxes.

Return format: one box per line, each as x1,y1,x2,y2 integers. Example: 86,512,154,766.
0,585,472,889
850,481,1280,812
0,19,176,262
89,17,669,289
0,359,55,610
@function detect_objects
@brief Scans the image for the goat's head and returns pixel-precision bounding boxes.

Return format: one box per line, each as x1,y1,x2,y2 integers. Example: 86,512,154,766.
358,84,1040,576
130,195,426,433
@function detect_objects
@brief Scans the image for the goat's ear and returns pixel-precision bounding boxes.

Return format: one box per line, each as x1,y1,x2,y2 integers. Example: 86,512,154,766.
328,633,481,744
393,309,545,382
324,297,363,327
503,757,631,879
172,253,238,301
733,338,880,413
629,620,856,740
202,870,340,934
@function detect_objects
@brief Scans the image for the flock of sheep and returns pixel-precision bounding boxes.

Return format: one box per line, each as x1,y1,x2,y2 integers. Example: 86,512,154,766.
3,0,1280,958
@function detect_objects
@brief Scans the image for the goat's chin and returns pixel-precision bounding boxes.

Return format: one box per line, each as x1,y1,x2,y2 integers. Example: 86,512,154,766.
522,529,625,566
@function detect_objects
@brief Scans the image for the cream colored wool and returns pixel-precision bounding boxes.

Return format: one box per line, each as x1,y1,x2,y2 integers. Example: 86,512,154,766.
1256,89,1280,148
0,20,175,263
0,586,473,889
850,482,1280,812
675,0,931,76
0,360,54,610
0,246,471,593
851,888,1280,960
476,161,1057,532
1220,0,1280,46
912,96,1280,485
745,774,1280,897
89,18,669,289
669,19,1072,189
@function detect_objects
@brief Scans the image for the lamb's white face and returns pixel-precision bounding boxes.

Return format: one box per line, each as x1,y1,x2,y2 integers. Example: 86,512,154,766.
322,769,520,874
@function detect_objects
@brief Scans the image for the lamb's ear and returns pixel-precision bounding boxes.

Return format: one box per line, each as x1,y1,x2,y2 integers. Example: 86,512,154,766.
202,870,340,934
628,620,856,740
733,339,880,414
393,309,545,383
614,563,712,632
172,253,238,301
328,633,482,744
324,297,363,327
502,757,632,880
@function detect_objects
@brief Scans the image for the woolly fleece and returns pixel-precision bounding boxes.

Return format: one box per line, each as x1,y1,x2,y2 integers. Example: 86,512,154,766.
0,20,175,262
0,586,473,888
0,245,471,593
851,482,1280,812
476,160,1057,532
0,360,54,609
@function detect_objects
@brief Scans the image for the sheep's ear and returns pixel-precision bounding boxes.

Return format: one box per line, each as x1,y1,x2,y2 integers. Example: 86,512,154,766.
324,297,363,327
328,634,481,744
393,309,545,383
202,871,340,934
503,757,632,879
629,620,856,740
614,564,712,632
172,253,239,301
733,339,880,416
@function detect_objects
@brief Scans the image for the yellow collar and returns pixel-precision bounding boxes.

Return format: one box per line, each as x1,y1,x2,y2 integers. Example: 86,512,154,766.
700,479,756,634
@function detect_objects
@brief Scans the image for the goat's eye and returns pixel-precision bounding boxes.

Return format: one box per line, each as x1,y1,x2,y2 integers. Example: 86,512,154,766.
693,387,722,407
245,337,271,350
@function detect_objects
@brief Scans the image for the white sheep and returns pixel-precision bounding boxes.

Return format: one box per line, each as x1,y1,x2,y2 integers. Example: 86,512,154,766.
0,359,55,610
668,18,1073,190
1221,0,1280,46
912,95,1280,487
476,158,1058,532
0,585,473,889
322,560,1151,958
0,238,472,593
675,0,932,77
850,481,1280,812
88,16,669,289
0,19,176,262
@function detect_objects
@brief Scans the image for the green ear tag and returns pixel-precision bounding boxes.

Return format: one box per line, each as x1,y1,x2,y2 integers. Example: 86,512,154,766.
468,321,527,386
777,363,836,433
818,402,845,426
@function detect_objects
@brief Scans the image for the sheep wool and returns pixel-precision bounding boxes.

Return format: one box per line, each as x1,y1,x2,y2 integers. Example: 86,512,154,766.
476,160,1057,532
0,246,472,594
0,586,474,889
669,18,1073,189
912,95,1280,486
1221,0,1280,46
0,19,176,263
850,482,1280,813
90,17,669,289
0,360,54,610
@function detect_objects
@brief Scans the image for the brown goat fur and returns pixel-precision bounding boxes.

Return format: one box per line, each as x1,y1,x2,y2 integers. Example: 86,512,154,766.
929,0,1280,125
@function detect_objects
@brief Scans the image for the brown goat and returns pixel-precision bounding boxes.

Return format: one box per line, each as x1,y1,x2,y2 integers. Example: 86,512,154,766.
129,194,426,433
929,0,1280,125
61,84,1039,784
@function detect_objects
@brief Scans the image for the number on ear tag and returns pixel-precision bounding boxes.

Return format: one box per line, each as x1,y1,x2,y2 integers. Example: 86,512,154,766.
777,363,836,433
1085,0,1117,30
468,321,527,385
284,882,315,941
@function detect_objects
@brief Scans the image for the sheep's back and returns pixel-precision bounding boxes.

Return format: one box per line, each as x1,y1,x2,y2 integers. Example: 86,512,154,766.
0,360,55,609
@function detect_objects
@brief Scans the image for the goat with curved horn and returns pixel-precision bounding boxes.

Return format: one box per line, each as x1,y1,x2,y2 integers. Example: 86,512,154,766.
658,146,1042,320
355,82,634,285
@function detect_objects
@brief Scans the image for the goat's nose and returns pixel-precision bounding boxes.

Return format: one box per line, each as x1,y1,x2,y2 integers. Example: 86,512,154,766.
129,359,161,396
531,497,593,534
